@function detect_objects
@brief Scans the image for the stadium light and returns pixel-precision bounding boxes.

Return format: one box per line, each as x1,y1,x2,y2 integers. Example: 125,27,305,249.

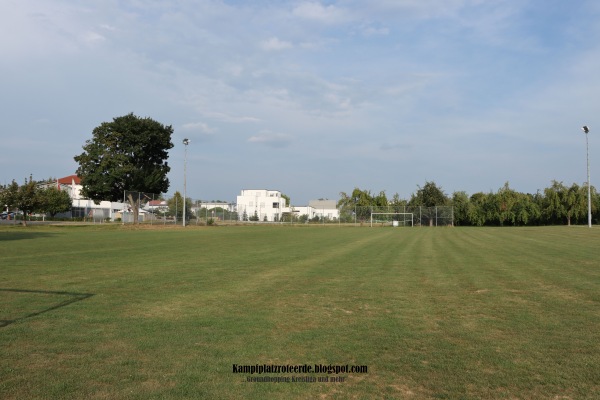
183,138,190,227
581,126,592,228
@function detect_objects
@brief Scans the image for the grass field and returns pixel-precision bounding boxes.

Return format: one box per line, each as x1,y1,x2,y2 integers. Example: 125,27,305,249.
1,224,599,399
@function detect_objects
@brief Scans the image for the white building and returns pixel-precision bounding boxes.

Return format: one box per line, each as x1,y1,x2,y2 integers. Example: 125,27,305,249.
52,175,131,221
235,189,339,222
308,199,339,221
191,201,236,214
236,189,287,222
143,200,169,214
285,199,339,221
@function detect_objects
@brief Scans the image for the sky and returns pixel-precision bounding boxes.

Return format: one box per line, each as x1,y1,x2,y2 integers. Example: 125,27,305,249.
1,0,599,205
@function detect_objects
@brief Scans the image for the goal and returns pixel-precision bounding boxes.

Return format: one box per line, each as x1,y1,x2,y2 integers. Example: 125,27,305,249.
370,213,414,227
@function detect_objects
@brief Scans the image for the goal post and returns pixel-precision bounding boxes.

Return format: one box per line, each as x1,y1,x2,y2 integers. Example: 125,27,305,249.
370,212,414,227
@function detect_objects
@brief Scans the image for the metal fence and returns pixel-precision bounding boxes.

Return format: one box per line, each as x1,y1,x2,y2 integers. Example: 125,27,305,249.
118,192,239,225
341,206,454,227
114,192,453,227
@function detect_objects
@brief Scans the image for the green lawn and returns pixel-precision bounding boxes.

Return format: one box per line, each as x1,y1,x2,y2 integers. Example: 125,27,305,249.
1,225,599,399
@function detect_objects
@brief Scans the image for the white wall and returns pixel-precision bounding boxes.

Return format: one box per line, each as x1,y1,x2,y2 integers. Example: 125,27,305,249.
236,189,287,221
55,178,127,221
284,205,339,221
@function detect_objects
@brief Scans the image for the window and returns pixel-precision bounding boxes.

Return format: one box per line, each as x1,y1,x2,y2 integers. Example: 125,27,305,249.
273,202,279,208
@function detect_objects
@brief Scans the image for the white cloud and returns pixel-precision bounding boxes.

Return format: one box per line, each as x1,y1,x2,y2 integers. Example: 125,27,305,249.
362,26,390,36
226,64,244,77
82,31,106,44
261,37,293,51
181,122,216,134
200,111,261,124
248,131,293,148
292,2,349,24
99,23,117,31
347,0,472,19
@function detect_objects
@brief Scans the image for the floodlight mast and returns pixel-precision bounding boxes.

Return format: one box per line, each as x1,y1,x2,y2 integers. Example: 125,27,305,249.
582,126,591,228
183,138,190,227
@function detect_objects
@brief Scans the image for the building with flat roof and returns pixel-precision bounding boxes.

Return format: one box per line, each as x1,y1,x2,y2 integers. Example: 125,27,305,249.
236,189,287,222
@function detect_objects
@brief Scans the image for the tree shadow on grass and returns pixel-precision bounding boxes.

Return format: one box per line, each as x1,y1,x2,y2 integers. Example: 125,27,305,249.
0,289,94,328
0,231,60,241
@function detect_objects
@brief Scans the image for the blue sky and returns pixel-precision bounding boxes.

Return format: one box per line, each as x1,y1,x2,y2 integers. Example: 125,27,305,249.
1,0,599,205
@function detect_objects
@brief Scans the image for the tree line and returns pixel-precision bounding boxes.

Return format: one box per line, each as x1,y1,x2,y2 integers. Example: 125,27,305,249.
0,177,72,223
338,181,599,226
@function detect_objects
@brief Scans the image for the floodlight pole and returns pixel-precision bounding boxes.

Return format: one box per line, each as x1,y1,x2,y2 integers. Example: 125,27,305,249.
183,138,190,227
582,126,592,228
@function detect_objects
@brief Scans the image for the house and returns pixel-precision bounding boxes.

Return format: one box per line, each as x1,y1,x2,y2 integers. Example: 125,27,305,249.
284,200,339,222
308,199,339,221
56,174,81,197
143,199,169,214
48,175,130,221
236,189,287,221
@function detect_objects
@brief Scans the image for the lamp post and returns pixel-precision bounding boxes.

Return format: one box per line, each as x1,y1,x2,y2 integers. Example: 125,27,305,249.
183,138,190,227
582,126,591,228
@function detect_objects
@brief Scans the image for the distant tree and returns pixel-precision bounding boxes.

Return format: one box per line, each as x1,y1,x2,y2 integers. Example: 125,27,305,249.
409,181,449,226
0,181,19,213
390,193,408,211
565,183,588,225
373,190,388,207
409,181,449,207
543,181,569,225
496,182,519,226
452,191,470,226
249,210,259,221
337,188,371,222
513,193,541,226
74,113,174,224
336,191,353,222
592,186,600,225
281,193,290,207
467,192,489,226
351,188,374,221
37,186,72,217
167,191,193,221
14,177,39,225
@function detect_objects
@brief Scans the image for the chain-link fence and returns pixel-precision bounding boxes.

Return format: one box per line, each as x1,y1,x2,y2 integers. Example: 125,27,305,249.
119,192,239,225
340,206,454,227
116,192,452,227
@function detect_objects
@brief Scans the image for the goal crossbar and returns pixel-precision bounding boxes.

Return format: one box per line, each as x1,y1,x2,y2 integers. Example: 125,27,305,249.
370,212,414,227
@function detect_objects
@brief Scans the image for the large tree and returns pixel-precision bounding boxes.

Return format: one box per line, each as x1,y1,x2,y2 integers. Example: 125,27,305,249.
74,113,174,223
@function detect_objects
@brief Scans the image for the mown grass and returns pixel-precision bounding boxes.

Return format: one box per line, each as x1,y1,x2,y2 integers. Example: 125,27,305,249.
1,224,599,399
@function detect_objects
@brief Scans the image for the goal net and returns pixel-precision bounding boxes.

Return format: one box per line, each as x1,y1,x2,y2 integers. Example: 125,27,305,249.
370,213,414,227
